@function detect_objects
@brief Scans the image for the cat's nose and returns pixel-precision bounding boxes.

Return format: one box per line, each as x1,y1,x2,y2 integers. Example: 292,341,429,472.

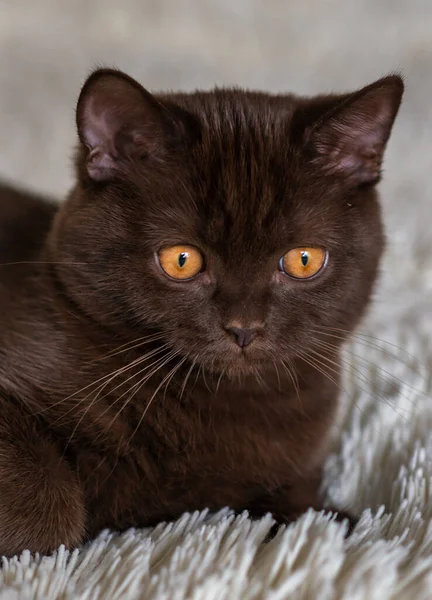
225,326,260,348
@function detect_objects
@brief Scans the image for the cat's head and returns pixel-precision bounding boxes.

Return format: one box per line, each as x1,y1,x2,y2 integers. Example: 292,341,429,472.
50,69,403,375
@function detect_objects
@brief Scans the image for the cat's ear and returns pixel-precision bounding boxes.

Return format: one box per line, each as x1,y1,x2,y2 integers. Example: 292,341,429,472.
306,75,404,187
76,69,179,182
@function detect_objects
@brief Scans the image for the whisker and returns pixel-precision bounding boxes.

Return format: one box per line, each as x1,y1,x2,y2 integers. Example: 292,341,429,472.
253,366,268,391
87,333,166,363
62,346,172,432
272,360,281,392
215,369,225,395
126,356,187,447
201,366,213,395
311,326,425,371
297,351,345,394
0,261,88,267
307,346,411,422
47,345,170,424
192,358,202,390
297,351,376,434
95,351,180,445
35,353,148,416
280,358,302,412
61,347,173,451
163,357,187,403
179,359,197,402
311,337,424,400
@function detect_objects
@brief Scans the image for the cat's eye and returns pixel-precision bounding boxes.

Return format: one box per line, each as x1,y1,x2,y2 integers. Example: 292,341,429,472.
158,245,204,280
280,247,327,279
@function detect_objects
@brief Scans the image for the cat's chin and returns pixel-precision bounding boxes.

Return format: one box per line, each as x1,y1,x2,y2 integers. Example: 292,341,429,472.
201,353,272,380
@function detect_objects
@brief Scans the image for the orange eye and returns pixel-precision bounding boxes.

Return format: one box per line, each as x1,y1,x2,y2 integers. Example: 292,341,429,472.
158,245,204,280
280,247,327,279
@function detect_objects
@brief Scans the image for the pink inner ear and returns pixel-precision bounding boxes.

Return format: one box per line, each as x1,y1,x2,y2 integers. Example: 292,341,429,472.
311,78,403,184
80,101,121,180
81,99,116,150
76,70,169,181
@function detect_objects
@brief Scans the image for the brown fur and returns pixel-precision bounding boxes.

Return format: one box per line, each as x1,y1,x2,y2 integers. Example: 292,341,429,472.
0,70,403,556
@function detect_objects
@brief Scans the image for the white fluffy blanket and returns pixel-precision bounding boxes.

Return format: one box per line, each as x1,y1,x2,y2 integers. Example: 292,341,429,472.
1,1,432,598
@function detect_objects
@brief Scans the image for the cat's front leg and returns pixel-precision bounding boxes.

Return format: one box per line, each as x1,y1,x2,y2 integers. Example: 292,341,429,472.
0,397,86,556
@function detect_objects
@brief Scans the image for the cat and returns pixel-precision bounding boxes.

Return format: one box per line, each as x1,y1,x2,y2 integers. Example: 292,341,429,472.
0,68,403,556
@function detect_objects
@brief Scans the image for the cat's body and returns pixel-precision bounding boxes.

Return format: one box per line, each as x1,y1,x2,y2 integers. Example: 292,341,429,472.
0,71,403,556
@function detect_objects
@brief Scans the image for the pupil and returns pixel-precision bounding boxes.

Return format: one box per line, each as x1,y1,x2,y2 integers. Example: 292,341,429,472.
301,252,309,267
178,252,187,268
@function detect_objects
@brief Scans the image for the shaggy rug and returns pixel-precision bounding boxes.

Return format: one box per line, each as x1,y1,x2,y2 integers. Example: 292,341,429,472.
1,0,432,598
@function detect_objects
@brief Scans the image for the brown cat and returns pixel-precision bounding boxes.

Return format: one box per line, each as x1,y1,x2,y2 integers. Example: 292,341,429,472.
0,69,403,556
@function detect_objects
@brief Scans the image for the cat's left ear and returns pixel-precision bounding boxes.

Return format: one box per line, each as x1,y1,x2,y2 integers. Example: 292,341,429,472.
307,75,404,187
76,69,187,182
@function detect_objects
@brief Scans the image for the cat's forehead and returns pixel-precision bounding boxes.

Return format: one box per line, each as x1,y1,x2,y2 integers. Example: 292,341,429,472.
186,91,299,238
185,93,317,250
148,90,342,255
178,89,296,155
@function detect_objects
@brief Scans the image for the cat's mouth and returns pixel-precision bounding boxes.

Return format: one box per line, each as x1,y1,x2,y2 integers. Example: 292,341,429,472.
200,343,272,378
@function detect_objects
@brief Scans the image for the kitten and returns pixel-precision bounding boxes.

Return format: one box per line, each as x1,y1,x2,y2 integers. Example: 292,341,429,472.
0,69,403,556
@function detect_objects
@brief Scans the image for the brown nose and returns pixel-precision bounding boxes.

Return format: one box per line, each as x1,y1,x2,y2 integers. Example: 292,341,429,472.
225,326,259,348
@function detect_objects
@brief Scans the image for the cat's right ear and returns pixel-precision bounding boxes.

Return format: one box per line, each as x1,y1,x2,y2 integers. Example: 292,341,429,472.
76,69,181,182
298,75,404,188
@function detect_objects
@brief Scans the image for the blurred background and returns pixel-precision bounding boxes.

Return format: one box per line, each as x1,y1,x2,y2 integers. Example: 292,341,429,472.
0,0,431,326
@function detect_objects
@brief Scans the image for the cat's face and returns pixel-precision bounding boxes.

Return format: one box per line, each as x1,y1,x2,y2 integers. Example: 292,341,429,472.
51,70,403,376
